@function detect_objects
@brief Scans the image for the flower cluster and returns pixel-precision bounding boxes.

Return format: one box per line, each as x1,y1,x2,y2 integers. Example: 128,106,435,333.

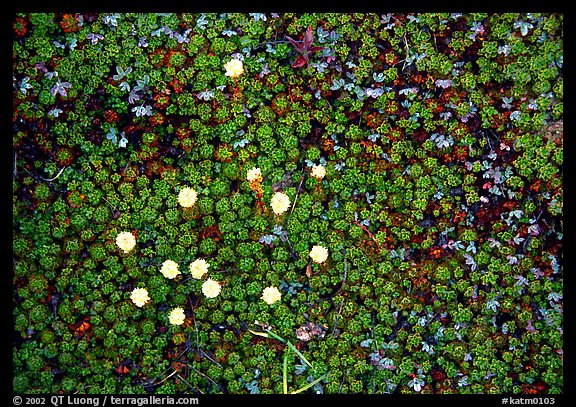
130,287,150,307
261,286,282,305
270,192,291,215
168,307,186,325
224,58,244,78
178,186,198,208
309,245,329,264
247,167,264,200
247,167,262,183
202,278,221,298
311,164,326,180
190,258,210,279
160,259,181,279
116,231,136,253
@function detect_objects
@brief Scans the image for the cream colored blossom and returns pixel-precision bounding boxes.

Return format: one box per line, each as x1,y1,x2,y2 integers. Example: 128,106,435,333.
270,192,291,215
116,231,136,253
189,258,210,279
202,278,221,298
178,187,198,208
309,245,329,264
168,307,186,325
261,286,282,305
130,287,150,307
247,167,262,183
160,259,181,279
224,58,244,78
311,164,326,180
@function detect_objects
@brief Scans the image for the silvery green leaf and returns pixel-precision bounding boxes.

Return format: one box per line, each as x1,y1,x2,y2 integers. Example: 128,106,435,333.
510,110,522,121
435,79,452,89
365,87,384,98
68,37,78,50
196,14,208,29
106,132,117,144
360,339,373,348
373,72,385,82
330,79,345,90
295,364,307,375
249,13,266,21
112,65,126,81
118,134,128,148
48,108,63,117
343,82,355,91
366,192,375,204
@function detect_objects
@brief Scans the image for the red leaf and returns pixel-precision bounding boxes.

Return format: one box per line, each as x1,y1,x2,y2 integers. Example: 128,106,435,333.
286,36,305,53
291,55,308,69
306,263,313,277
303,26,314,48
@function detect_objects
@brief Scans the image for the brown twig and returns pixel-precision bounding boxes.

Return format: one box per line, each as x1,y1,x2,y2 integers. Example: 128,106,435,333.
331,297,345,337
289,173,305,216
176,374,202,394
352,220,382,253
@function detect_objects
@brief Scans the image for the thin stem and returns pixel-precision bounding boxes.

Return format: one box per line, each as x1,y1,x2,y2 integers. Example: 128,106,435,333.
39,166,67,182
291,374,327,395
283,352,289,394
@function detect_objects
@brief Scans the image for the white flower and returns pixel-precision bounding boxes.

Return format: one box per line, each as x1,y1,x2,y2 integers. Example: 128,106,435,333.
160,260,181,279
202,278,221,298
311,164,326,180
261,286,282,305
247,167,262,183
178,187,198,208
224,58,244,78
189,258,210,279
130,288,150,307
309,245,329,264
116,231,136,253
168,307,186,325
270,192,291,215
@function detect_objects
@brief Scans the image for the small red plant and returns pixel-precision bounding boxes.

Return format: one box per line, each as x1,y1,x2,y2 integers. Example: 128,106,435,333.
286,26,323,69
60,14,81,33
13,17,28,37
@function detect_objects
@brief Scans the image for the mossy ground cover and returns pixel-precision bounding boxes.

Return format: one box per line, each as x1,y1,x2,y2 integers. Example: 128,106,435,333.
12,13,563,394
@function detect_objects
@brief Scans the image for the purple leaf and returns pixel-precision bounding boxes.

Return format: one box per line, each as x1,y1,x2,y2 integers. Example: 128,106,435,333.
291,55,308,69
303,26,314,47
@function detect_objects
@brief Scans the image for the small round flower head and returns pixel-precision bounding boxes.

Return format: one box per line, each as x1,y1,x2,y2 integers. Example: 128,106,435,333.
270,192,291,215
160,259,181,279
309,245,329,264
202,278,221,298
247,167,262,183
311,164,326,180
178,187,198,208
130,287,150,308
261,286,282,305
189,258,209,279
116,231,136,253
224,58,244,78
168,307,186,326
